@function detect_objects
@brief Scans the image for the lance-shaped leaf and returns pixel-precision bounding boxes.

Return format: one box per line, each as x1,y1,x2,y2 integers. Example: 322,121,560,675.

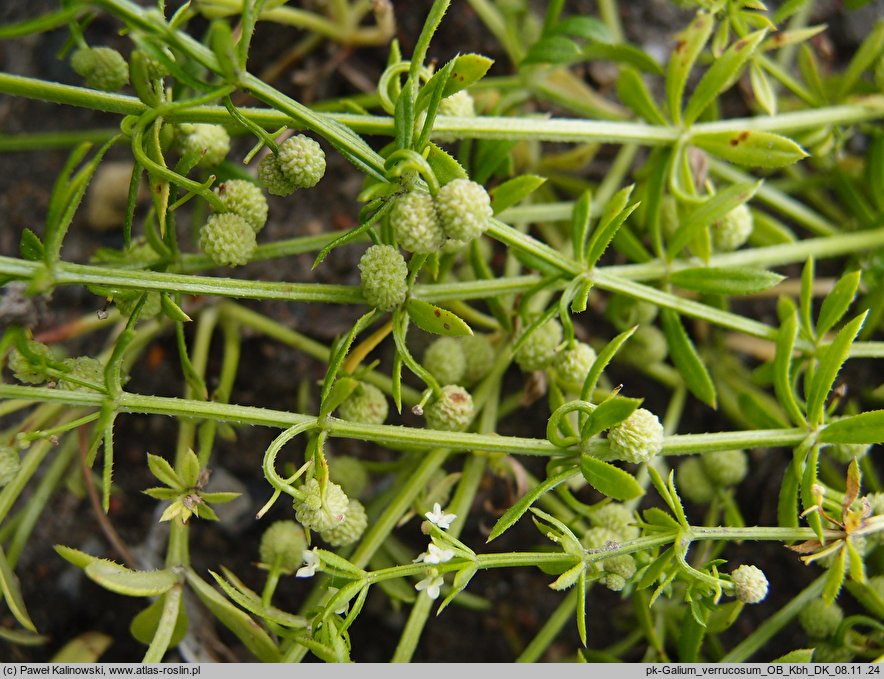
210,569,309,628
661,310,716,408
819,410,884,445
489,175,547,215
816,270,861,339
84,561,178,597
319,377,359,420
618,67,667,125
668,181,760,259
666,11,714,125
580,396,642,440
437,563,479,615
774,306,807,427
749,60,776,115
690,130,808,169
406,299,473,337
185,568,281,662
805,311,867,427
584,185,638,269
670,266,783,296
522,35,582,65
417,53,493,110
487,467,578,542
581,326,637,401
579,456,644,501
684,29,767,125
0,545,36,632
147,453,183,489
571,191,592,265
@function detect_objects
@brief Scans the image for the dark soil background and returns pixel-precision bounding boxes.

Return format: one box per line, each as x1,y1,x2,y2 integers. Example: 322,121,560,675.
0,0,882,664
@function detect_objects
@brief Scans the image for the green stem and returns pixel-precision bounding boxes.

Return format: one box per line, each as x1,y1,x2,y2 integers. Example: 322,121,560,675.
516,588,579,662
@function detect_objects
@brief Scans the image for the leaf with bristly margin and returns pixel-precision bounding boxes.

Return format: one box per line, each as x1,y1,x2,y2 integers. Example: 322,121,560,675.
210,569,309,628
20,228,44,261
799,257,816,338
690,129,808,169
816,270,861,338
179,448,201,489
319,376,359,420
489,175,547,215
774,306,807,427
668,181,760,259
406,299,473,337
773,650,815,664
584,185,638,268
749,59,776,115
642,507,680,531
666,11,714,124
55,545,101,569
670,266,783,296
580,396,642,441
580,326,637,401
147,453,183,489
522,35,582,65
819,410,884,444
661,310,716,408
185,568,281,662
617,68,667,125
684,29,767,125
576,568,587,646
582,43,663,74
571,191,592,265
0,545,36,632
778,458,801,529
637,546,674,589
805,311,867,427
84,561,178,597
579,456,644,501
762,25,827,52
417,53,494,111
549,561,585,591
837,20,884,99
130,594,189,647
822,547,846,605
437,563,479,615
487,468,578,542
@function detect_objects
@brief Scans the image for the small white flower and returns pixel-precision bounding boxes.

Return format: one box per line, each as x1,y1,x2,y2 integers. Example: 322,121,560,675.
425,502,457,530
414,543,455,565
295,548,320,578
415,573,444,600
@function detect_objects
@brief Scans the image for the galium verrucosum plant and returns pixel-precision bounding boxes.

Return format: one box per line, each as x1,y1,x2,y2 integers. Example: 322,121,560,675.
1,0,884,664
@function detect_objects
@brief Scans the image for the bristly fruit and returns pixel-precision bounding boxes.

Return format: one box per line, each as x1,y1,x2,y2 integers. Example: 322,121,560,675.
214,180,269,233
176,124,230,168
358,245,408,311
423,337,466,386
199,213,257,267
731,564,769,603
607,408,664,464
320,498,368,546
337,382,389,425
257,153,297,197
293,478,350,533
435,179,492,242
391,191,445,254
514,317,563,372
259,520,307,572
276,135,326,189
712,204,754,252
71,47,129,91
424,385,474,431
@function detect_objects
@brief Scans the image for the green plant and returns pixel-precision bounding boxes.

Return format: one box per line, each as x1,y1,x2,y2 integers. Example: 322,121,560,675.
0,0,883,665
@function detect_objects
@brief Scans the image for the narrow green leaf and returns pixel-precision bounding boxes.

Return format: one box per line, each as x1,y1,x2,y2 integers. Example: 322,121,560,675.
580,326,637,401
661,310,716,408
666,11,715,124
208,20,240,83
799,258,816,339
406,299,473,337
549,562,585,591
641,507,680,531
0,544,36,632
185,569,281,662
666,470,690,527
210,569,309,628
571,191,592,264
420,54,493,110
489,175,547,215
141,585,184,663
487,468,577,542
522,35,582,65
179,448,201,489
749,60,776,115
159,295,192,323
762,25,827,52
585,184,637,268
837,20,884,100
806,312,867,427
579,396,642,440
822,548,846,605
582,43,663,75
690,130,808,168
576,569,587,647
820,410,884,444
684,29,767,125
579,456,644,501
773,650,815,664
147,453,183,489
798,44,827,105
617,68,667,125
320,377,359,420
668,181,760,258
846,538,867,585
637,546,675,589
670,266,784,296
817,270,861,338
19,229,44,261
54,545,101,570
313,549,366,577
554,16,613,43
437,564,479,615
130,594,189,647
867,134,884,212
774,308,808,427
84,561,178,597
426,143,467,184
